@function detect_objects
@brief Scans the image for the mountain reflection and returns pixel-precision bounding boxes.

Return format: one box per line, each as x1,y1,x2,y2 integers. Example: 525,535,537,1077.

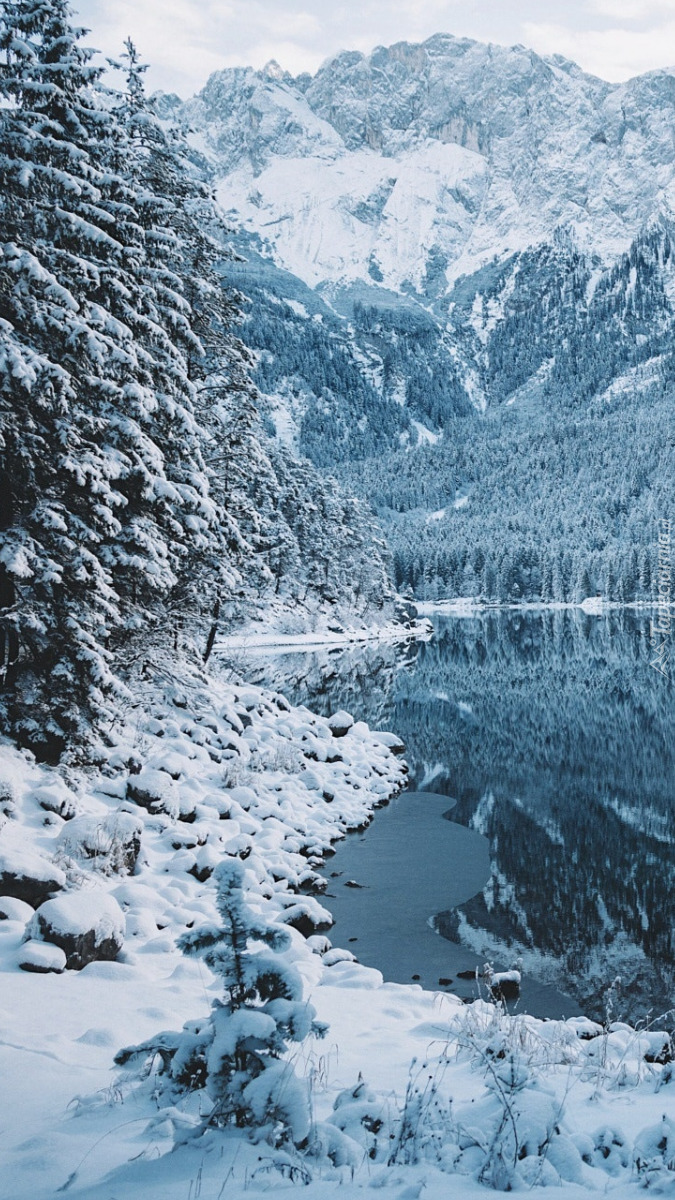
219,612,675,1023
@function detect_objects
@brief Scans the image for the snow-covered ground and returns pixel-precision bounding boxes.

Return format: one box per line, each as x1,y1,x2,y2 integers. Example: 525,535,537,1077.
1,668,674,1198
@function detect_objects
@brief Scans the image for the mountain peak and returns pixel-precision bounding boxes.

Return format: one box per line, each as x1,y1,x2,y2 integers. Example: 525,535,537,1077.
262,59,288,82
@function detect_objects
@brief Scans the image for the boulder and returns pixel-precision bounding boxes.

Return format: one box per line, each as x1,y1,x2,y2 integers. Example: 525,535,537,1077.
0,848,66,906
371,730,406,755
33,783,79,820
0,895,34,922
143,751,185,781
18,940,67,974
281,898,333,938
490,970,521,1001
328,710,354,738
27,891,125,970
323,948,356,966
127,768,179,819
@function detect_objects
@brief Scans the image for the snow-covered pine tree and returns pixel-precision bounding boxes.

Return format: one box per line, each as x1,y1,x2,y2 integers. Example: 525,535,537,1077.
115,42,258,658
0,6,237,753
115,858,327,1146
113,50,396,633
0,0,137,753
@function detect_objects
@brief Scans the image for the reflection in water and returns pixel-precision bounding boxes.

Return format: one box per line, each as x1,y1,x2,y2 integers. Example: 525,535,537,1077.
218,612,675,1023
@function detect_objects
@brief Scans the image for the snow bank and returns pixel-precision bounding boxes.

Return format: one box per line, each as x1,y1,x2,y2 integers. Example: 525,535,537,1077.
0,672,410,1196
216,616,432,653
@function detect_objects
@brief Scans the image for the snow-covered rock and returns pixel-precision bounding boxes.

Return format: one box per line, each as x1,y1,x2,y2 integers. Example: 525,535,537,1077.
18,940,67,974
27,892,126,970
328,710,354,737
127,768,180,819
32,782,79,820
369,729,406,755
0,847,66,906
490,968,522,1000
0,895,34,922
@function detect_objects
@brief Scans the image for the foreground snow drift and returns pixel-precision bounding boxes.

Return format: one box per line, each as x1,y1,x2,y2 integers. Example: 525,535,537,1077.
0,671,673,1199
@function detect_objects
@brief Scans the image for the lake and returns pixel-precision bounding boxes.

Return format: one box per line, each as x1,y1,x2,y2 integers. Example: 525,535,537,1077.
219,611,675,1024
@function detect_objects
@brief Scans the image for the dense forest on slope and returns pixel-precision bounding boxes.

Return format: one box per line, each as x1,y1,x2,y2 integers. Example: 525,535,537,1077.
230,228,675,604
362,227,675,601
341,387,672,601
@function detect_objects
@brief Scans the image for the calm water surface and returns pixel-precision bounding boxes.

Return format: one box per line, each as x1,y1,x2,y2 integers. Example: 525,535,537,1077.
220,612,675,1023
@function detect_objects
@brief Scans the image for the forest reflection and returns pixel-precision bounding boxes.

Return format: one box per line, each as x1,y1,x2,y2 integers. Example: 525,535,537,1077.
220,611,675,1022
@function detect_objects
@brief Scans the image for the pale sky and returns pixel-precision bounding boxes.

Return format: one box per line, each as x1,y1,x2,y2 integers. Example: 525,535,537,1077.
74,0,675,98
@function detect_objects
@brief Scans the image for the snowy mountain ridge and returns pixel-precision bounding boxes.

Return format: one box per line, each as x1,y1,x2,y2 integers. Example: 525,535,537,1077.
174,33,675,296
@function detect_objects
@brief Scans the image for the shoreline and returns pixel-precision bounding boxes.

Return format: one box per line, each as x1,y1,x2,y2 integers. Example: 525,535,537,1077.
215,617,433,654
1,657,672,1195
416,597,674,617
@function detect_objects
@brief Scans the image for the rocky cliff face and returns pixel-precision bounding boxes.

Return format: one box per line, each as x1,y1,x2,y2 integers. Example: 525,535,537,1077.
175,35,675,299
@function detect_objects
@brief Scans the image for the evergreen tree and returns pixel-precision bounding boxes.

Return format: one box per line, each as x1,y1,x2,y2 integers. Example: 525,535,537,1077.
115,859,327,1146
116,42,279,656
0,2,223,753
0,0,138,752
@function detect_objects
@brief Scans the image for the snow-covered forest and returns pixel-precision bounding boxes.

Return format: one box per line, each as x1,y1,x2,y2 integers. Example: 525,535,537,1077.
236,229,675,605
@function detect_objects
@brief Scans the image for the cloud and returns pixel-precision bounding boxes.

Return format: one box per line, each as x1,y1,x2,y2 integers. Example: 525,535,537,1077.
75,0,476,95
78,1,328,94
522,19,675,80
74,0,675,97
591,0,674,17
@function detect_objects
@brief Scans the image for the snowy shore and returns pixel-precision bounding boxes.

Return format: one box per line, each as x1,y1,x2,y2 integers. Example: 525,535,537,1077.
416,597,673,617
215,596,433,654
0,671,674,1198
216,618,433,654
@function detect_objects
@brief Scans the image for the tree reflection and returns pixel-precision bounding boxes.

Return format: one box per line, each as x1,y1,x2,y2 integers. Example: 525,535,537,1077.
226,612,675,1023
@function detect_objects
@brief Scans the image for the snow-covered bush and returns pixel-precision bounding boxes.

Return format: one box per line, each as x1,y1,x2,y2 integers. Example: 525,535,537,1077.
388,1057,454,1168
57,812,143,875
458,1048,566,1189
634,1115,675,1187
326,1077,394,1164
115,858,327,1147
450,1014,584,1189
0,775,17,819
